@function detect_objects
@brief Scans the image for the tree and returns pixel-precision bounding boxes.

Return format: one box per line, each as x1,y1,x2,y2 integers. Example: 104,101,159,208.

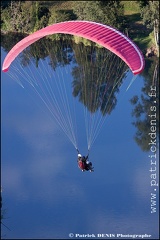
1,1,51,33
99,1,124,29
73,1,124,29
48,8,76,25
1,1,35,32
32,1,50,31
140,1,159,55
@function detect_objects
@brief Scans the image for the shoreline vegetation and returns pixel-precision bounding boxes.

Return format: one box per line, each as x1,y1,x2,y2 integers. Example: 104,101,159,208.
1,1,159,57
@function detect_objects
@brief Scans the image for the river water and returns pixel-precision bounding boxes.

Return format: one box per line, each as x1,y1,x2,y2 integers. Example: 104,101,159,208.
1,44,159,239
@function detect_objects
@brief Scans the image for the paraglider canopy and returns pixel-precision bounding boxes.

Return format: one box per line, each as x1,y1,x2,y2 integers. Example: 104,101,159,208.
2,21,145,152
2,21,145,74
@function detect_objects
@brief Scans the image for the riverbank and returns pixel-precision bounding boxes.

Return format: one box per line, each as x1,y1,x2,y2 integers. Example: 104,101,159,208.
1,1,158,57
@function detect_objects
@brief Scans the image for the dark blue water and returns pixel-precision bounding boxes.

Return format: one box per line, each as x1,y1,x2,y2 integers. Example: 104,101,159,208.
1,47,159,239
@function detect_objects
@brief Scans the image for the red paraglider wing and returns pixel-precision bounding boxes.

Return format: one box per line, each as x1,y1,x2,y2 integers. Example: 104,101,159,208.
2,21,145,74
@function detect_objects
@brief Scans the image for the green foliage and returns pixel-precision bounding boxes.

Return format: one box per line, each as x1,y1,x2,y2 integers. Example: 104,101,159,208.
73,1,124,29
48,8,76,25
32,1,51,31
0,0,158,52
73,36,92,47
1,1,36,33
0,1,51,33
73,1,102,21
140,1,159,29
140,1,159,53
1,6,12,31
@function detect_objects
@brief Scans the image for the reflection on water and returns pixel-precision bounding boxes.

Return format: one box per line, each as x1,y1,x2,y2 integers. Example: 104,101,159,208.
130,59,159,152
1,35,159,239
4,37,130,151
1,32,159,152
